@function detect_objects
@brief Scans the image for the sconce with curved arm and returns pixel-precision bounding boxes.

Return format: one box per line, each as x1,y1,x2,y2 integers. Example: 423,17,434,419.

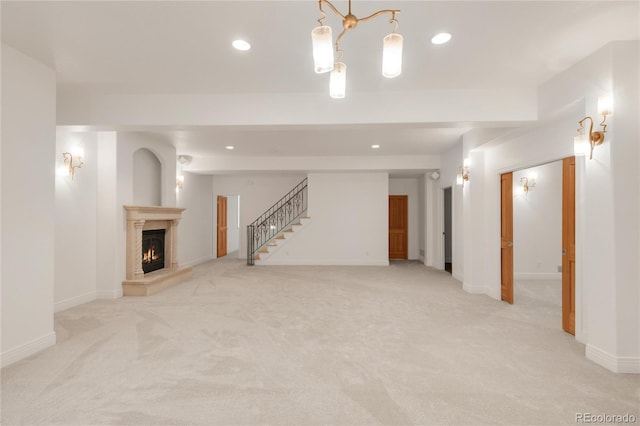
575,96,612,160
519,176,536,195
62,152,83,180
577,116,605,160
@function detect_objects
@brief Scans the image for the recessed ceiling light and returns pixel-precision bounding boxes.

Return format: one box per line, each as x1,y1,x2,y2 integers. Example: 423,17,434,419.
371,144,381,149
225,146,235,150
232,40,251,51
431,33,452,45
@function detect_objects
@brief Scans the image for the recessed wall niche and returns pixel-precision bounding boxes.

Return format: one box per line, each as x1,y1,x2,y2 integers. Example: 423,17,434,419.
133,148,162,206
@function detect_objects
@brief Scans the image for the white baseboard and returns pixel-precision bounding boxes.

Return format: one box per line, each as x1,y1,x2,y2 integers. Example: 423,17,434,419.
463,283,486,294
258,259,390,266
1,332,56,368
54,291,97,313
586,344,640,374
96,289,119,299
183,256,215,267
514,272,562,280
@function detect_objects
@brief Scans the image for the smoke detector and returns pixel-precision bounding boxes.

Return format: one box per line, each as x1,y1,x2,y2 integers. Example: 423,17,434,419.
177,155,192,166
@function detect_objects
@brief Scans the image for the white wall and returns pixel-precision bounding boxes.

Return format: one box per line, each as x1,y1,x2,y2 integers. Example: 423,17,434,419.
1,45,57,367
610,42,639,366
456,41,639,373
212,174,306,259
95,132,177,298
117,133,176,210
133,148,161,206
513,161,562,279
264,173,389,266
226,195,240,254
55,129,98,312
177,171,214,266
96,132,118,299
389,178,419,260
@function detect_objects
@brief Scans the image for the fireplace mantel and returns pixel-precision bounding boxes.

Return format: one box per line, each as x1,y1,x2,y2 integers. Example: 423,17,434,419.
124,205,185,222
122,205,192,296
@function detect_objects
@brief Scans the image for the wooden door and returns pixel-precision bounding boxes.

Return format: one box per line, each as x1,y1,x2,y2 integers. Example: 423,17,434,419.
500,172,514,304
562,157,576,335
217,195,227,257
389,195,408,259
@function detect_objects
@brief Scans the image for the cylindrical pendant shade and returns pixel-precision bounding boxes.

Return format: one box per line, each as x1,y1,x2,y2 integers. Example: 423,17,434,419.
330,62,346,99
311,26,334,74
382,33,403,78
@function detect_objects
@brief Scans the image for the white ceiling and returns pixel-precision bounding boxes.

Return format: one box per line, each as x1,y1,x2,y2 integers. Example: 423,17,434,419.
146,124,469,157
2,1,638,161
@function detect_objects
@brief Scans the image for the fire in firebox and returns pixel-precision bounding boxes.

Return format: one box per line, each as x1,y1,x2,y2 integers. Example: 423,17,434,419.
141,229,165,274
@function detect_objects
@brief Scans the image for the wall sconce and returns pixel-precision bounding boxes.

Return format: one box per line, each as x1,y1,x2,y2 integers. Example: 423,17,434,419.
517,173,537,196
61,149,84,180
176,175,184,193
456,158,470,186
575,96,612,159
176,155,192,193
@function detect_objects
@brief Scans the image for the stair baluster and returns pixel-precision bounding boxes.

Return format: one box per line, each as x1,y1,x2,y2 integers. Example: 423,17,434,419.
246,178,308,265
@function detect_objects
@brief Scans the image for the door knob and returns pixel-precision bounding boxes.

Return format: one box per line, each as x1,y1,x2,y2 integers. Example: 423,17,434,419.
562,248,567,256
507,241,513,247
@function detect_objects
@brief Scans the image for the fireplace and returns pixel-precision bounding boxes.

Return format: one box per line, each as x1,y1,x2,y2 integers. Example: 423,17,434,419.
123,205,192,296
142,229,165,274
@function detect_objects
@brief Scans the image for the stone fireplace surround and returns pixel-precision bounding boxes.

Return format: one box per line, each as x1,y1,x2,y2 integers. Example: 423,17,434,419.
122,205,192,296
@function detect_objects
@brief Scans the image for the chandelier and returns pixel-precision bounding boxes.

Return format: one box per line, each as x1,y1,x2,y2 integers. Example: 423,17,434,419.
311,0,402,98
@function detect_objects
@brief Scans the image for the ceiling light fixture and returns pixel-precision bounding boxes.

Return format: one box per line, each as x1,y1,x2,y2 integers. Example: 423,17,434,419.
311,0,402,98
225,146,235,150
232,40,251,51
371,144,381,149
431,32,452,45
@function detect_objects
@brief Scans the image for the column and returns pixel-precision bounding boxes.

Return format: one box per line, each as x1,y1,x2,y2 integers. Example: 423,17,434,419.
134,219,145,279
171,219,180,269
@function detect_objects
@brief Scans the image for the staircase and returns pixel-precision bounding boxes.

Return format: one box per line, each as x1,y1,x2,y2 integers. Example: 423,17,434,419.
252,216,311,264
247,178,308,265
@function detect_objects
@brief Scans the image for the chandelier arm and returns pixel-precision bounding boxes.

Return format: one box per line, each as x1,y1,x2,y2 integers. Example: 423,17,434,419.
335,28,348,62
317,0,327,26
319,0,345,20
389,15,399,33
357,9,400,24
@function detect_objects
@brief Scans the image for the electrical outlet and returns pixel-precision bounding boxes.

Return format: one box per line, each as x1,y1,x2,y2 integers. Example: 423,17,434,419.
557,265,562,272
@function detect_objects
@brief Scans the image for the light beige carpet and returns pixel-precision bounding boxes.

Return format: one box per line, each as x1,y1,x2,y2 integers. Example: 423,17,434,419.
2,259,638,425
